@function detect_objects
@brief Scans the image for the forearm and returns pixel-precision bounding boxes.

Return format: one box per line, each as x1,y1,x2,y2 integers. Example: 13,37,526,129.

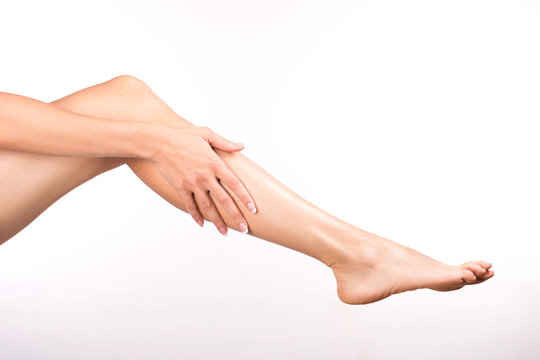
0,91,158,159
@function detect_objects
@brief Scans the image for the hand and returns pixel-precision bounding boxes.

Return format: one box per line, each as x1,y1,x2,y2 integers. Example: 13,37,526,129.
148,125,257,235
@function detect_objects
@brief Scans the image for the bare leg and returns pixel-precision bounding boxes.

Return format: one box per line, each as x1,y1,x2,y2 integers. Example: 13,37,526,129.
1,75,494,304
0,138,125,243
50,75,493,304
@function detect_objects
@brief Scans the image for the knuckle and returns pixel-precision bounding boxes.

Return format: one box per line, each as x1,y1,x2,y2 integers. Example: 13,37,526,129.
232,210,244,221
201,200,213,210
179,179,194,190
194,171,210,184
192,214,202,221
174,180,186,192
185,202,196,212
217,193,231,204
208,157,221,169
227,177,240,189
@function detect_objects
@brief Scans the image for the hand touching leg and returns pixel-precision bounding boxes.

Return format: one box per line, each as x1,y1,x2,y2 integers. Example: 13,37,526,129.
50,75,494,304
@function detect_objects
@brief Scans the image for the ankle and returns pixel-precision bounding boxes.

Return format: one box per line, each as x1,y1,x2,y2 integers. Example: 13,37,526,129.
314,222,379,269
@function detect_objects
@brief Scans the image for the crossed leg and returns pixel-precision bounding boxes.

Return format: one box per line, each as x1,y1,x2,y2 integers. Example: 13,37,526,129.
0,75,494,304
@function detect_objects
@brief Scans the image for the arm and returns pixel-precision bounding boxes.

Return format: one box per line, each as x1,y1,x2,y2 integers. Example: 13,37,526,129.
0,91,156,158
0,89,256,232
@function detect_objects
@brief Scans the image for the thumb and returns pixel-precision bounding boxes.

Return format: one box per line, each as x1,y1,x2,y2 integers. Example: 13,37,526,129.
207,131,245,152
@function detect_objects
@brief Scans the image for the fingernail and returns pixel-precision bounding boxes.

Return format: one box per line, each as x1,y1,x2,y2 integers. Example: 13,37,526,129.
247,202,257,213
197,220,204,227
239,222,248,234
220,226,228,236
235,142,245,148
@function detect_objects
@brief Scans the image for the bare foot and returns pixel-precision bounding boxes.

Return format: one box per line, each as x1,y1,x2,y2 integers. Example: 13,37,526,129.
330,233,494,305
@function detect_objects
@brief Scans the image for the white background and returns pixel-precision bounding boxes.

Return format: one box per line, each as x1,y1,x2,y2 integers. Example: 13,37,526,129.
1,0,539,359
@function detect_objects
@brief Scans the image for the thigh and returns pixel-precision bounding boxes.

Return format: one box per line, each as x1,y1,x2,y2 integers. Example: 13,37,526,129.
0,78,138,244
0,148,122,245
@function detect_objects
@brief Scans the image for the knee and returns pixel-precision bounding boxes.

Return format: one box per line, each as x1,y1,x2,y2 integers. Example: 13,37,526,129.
102,74,160,117
109,74,150,89
106,75,153,100
103,74,196,129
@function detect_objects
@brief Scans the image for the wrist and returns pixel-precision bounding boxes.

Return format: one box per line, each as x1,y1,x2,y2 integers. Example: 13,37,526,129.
132,122,168,160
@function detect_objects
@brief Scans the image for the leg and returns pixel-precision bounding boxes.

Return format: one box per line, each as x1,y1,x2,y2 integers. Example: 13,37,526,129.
49,75,493,304
0,75,157,244
0,75,493,304
49,75,358,262
0,150,124,243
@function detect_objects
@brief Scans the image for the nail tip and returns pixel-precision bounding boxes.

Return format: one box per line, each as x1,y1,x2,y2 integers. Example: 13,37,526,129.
246,203,257,213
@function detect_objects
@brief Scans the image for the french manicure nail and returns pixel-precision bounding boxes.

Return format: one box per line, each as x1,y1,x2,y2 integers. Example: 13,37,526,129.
247,202,257,213
235,142,245,147
220,226,228,236
197,220,204,227
239,222,248,234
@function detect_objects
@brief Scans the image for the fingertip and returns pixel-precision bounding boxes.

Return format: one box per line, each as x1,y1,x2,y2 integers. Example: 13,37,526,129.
219,225,228,236
247,202,257,213
239,221,249,234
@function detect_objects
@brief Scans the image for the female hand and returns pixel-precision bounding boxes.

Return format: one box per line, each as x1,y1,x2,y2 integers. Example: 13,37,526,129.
148,125,257,235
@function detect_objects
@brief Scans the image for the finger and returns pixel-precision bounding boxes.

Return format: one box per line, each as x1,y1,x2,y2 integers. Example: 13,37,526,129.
194,189,229,236
207,180,249,234
205,128,245,152
182,190,204,227
216,166,257,214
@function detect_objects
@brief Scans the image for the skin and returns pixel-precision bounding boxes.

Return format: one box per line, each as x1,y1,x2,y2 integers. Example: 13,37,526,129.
0,75,494,305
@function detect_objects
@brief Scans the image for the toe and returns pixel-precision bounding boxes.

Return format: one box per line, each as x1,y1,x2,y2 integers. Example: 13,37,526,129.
478,261,492,269
460,269,477,284
482,269,494,279
462,263,487,277
468,269,495,285
478,268,494,278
